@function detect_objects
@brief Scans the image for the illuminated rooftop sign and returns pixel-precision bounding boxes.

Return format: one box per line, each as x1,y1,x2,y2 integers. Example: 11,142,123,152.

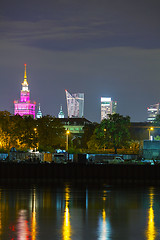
101,97,111,102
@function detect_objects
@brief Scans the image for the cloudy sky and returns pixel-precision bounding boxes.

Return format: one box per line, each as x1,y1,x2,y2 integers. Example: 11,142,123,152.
1,0,160,122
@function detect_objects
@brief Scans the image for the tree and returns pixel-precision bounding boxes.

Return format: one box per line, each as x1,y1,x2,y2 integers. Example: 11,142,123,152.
94,113,131,154
0,111,22,151
81,122,98,149
18,116,38,150
154,114,160,126
37,116,65,152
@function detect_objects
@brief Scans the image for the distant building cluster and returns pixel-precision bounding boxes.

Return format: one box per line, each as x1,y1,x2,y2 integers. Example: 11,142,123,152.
14,65,118,122
15,65,160,124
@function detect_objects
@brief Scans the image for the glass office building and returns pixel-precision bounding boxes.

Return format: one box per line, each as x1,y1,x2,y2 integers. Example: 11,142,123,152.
65,90,84,118
101,97,117,121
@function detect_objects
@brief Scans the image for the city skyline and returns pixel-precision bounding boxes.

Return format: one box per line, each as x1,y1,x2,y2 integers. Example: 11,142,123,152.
1,0,160,122
6,64,160,122
7,63,160,122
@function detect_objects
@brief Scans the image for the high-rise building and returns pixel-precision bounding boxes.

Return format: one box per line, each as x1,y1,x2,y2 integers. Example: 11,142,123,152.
101,97,117,121
147,103,160,122
65,90,84,118
14,64,36,118
58,105,65,118
36,103,42,119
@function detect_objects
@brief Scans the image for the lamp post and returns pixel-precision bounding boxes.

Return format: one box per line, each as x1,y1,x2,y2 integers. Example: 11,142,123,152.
104,128,106,150
33,128,38,151
148,127,154,140
66,130,70,151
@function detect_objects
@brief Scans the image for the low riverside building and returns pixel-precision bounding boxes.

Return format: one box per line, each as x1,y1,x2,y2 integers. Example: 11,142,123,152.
59,117,92,134
143,140,160,160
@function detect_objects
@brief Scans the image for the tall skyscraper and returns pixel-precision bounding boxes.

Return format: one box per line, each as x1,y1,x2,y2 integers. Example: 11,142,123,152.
101,97,117,121
65,90,84,118
14,64,36,118
147,103,160,122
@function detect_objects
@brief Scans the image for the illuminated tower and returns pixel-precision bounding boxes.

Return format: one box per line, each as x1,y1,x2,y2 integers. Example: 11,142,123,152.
36,103,42,119
14,64,36,118
101,97,117,121
65,90,84,118
58,105,65,118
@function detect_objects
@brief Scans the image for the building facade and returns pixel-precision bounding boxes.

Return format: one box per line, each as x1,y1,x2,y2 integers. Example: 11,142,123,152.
147,103,160,122
59,117,91,134
65,90,84,118
101,97,117,121
14,64,36,118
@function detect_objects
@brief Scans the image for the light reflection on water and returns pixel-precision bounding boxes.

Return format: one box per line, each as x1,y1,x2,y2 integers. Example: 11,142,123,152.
0,183,159,239
0,212,1,237
63,185,71,240
146,187,157,240
31,188,37,240
17,210,29,240
98,209,111,240
97,189,111,240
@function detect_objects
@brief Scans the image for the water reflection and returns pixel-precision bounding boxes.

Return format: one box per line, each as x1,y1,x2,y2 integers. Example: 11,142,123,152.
0,189,2,237
146,187,157,240
17,210,30,240
31,188,37,240
0,183,160,239
98,190,111,240
63,185,71,240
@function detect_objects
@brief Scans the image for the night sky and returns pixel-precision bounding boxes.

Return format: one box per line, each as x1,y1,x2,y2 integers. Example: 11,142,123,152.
1,0,160,123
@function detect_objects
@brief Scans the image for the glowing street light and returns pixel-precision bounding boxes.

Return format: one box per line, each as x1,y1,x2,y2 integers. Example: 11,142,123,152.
33,128,38,150
148,127,154,140
66,130,70,151
104,128,106,150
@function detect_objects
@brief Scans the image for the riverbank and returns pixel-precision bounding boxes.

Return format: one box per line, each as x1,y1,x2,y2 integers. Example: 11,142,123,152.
0,162,160,184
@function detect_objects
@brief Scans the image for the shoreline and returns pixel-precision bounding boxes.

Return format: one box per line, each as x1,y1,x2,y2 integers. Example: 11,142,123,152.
0,162,160,184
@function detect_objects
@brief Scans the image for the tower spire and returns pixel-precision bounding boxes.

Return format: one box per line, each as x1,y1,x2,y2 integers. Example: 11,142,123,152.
24,63,27,79
22,64,28,87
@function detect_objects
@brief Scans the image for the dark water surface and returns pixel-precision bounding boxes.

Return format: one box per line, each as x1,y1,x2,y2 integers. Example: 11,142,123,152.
0,181,160,240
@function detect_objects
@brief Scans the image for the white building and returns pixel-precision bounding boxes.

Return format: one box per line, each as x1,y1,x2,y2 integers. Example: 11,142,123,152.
101,97,117,121
65,90,84,118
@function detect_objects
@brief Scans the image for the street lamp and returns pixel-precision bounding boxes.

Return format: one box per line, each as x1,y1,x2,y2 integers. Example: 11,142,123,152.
148,127,154,140
66,130,70,151
104,128,106,150
33,128,38,151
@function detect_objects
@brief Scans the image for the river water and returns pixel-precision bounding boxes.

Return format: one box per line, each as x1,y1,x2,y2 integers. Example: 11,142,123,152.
0,181,160,240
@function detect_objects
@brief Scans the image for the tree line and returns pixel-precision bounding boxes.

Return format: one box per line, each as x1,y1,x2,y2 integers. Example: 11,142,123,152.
0,111,65,153
0,111,140,154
